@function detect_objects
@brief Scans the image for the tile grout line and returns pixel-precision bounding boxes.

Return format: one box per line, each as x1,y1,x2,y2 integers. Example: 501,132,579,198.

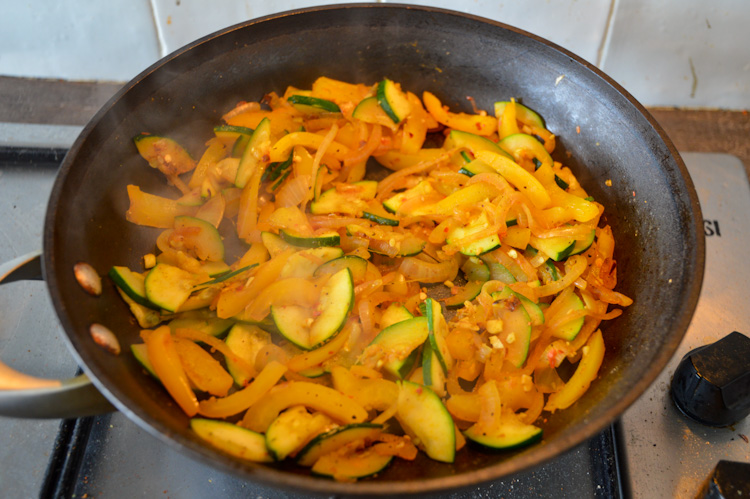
596,0,618,69
148,0,169,58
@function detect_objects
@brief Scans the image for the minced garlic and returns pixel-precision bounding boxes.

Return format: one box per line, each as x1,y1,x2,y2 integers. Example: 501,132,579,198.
486,319,504,335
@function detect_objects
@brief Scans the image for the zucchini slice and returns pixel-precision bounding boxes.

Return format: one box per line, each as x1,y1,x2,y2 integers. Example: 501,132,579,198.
351,96,397,129
109,266,157,309
133,134,195,175
548,291,585,341
422,340,446,397
444,256,490,309
280,247,344,279
312,446,393,480
363,316,429,378
224,324,271,386
272,268,353,350
265,406,335,461
444,129,513,162
190,418,272,463
131,343,158,379
492,287,545,327
167,311,234,339
144,263,201,313
310,181,378,216
287,95,341,114
261,231,294,256
279,229,340,248
213,124,255,144
446,211,501,256
491,288,532,367
396,380,455,463
173,215,225,262
382,180,435,215
379,303,414,330
494,101,545,129
479,255,517,284
313,255,368,284
376,78,411,124
464,418,542,450
499,133,553,170
297,423,383,467
530,235,576,262
235,117,271,188
424,298,453,374
569,228,596,257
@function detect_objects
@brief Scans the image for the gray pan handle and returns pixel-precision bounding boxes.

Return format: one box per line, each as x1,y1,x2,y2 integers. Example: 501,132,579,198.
0,252,115,418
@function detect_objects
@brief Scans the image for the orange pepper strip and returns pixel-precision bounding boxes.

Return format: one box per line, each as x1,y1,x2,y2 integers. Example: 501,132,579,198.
241,381,369,433
126,185,197,228
544,329,605,412
173,328,256,376
173,337,233,397
216,248,294,319
422,91,497,136
242,277,321,322
237,163,267,241
143,325,199,416
287,325,350,373
198,360,288,418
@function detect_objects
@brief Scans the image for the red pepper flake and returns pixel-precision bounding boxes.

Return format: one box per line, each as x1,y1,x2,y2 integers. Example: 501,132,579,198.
416,387,423,394
576,126,581,134
475,122,483,131
632,191,636,197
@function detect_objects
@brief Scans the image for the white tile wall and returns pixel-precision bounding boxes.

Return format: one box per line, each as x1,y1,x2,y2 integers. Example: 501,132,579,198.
0,0,748,110
601,0,750,109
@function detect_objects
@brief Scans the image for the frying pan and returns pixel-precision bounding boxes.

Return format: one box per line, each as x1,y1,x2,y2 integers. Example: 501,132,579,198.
0,4,703,496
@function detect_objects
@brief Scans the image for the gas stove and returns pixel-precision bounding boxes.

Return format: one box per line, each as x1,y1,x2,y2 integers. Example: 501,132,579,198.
0,133,747,497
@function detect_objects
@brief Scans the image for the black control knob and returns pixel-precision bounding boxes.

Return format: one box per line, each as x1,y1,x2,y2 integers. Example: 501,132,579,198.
670,331,750,427
697,460,750,499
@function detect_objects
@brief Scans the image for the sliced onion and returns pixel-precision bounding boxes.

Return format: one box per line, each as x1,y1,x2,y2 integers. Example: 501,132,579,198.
399,255,459,283
275,175,310,208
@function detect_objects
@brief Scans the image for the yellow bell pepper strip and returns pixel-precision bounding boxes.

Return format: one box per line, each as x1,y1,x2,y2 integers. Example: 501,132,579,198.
422,91,497,136
190,418,273,463
269,131,351,163
188,138,227,189
534,254,587,297
410,182,500,217
498,100,520,139
143,325,199,417
173,337,233,397
330,366,399,412
126,185,197,228
287,326,351,373
241,381,369,433
548,185,600,223
445,392,482,422
198,360,288,418
475,151,552,209
311,76,371,106
544,329,605,412
399,92,431,154
216,248,293,319
373,149,445,171
236,163,266,241
239,277,321,322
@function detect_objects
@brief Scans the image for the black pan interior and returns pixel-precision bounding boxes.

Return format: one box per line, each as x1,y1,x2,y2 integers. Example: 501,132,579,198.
43,5,703,495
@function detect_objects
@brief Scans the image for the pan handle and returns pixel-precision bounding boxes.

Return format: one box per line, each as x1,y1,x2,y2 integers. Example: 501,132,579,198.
0,252,115,418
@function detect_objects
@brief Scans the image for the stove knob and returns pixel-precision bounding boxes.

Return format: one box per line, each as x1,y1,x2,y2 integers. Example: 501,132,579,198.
697,460,750,498
670,331,750,427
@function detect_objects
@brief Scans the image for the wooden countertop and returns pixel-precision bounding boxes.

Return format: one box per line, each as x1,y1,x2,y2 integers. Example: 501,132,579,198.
2,76,748,175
